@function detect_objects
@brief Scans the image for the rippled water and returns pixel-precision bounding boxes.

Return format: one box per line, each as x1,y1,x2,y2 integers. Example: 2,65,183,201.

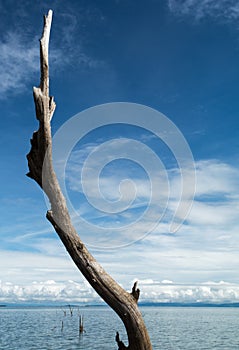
1,306,239,349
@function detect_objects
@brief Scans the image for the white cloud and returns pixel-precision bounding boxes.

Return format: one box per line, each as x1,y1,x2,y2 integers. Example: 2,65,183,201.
168,0,239,21
0,27,100,98
0,32,39,96
66,151,239,228
1,155,239,302
186,200,238,226
0,31,70,97
1,278,239,304
4,156,239,254
168,160,239,227
195,160,239,197
52,142,238,249
0,250,76,282
138,279,239,303
0,279,98,303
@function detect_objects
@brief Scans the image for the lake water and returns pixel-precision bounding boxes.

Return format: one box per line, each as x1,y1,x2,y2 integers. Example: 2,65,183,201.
1,306,239,349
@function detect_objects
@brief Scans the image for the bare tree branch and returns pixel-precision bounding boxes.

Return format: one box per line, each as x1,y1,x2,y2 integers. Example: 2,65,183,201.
26,10,152,350
131,281,140,303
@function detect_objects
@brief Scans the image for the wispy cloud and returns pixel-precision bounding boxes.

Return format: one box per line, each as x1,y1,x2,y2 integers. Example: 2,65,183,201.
66,145,238,216
0,9,101,98
0,249,83,286
59,146,239,251
168,0,239,21
0,32,39,96
4,154,237,254
2,133,239,301
0,30,72,98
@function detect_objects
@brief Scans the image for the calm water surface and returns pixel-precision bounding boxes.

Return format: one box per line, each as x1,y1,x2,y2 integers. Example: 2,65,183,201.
1,306,239,349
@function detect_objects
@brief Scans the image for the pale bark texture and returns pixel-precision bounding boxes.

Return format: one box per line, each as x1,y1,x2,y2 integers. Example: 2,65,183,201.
27,10,152,350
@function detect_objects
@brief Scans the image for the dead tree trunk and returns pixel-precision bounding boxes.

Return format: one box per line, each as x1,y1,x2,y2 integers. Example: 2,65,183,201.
26,10,152,350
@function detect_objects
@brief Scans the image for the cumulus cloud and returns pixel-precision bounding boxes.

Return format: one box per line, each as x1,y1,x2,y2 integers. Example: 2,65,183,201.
0,279,99,303
1,278,239,304
168,0,239,21
138,279,239,303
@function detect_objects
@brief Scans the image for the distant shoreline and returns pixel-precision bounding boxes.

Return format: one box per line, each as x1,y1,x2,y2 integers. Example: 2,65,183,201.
140,302,239,307
1,302,239,309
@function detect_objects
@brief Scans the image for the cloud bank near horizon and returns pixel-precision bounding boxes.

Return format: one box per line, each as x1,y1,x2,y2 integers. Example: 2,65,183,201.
1,279,239,304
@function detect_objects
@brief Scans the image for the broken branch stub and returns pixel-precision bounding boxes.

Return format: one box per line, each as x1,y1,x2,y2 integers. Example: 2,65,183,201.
26,10,152,350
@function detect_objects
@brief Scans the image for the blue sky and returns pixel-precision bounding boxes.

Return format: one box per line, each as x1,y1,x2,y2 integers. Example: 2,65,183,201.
0,0,239,303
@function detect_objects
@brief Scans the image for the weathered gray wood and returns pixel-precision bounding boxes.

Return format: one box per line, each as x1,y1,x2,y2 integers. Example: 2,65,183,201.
27,10,152,350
